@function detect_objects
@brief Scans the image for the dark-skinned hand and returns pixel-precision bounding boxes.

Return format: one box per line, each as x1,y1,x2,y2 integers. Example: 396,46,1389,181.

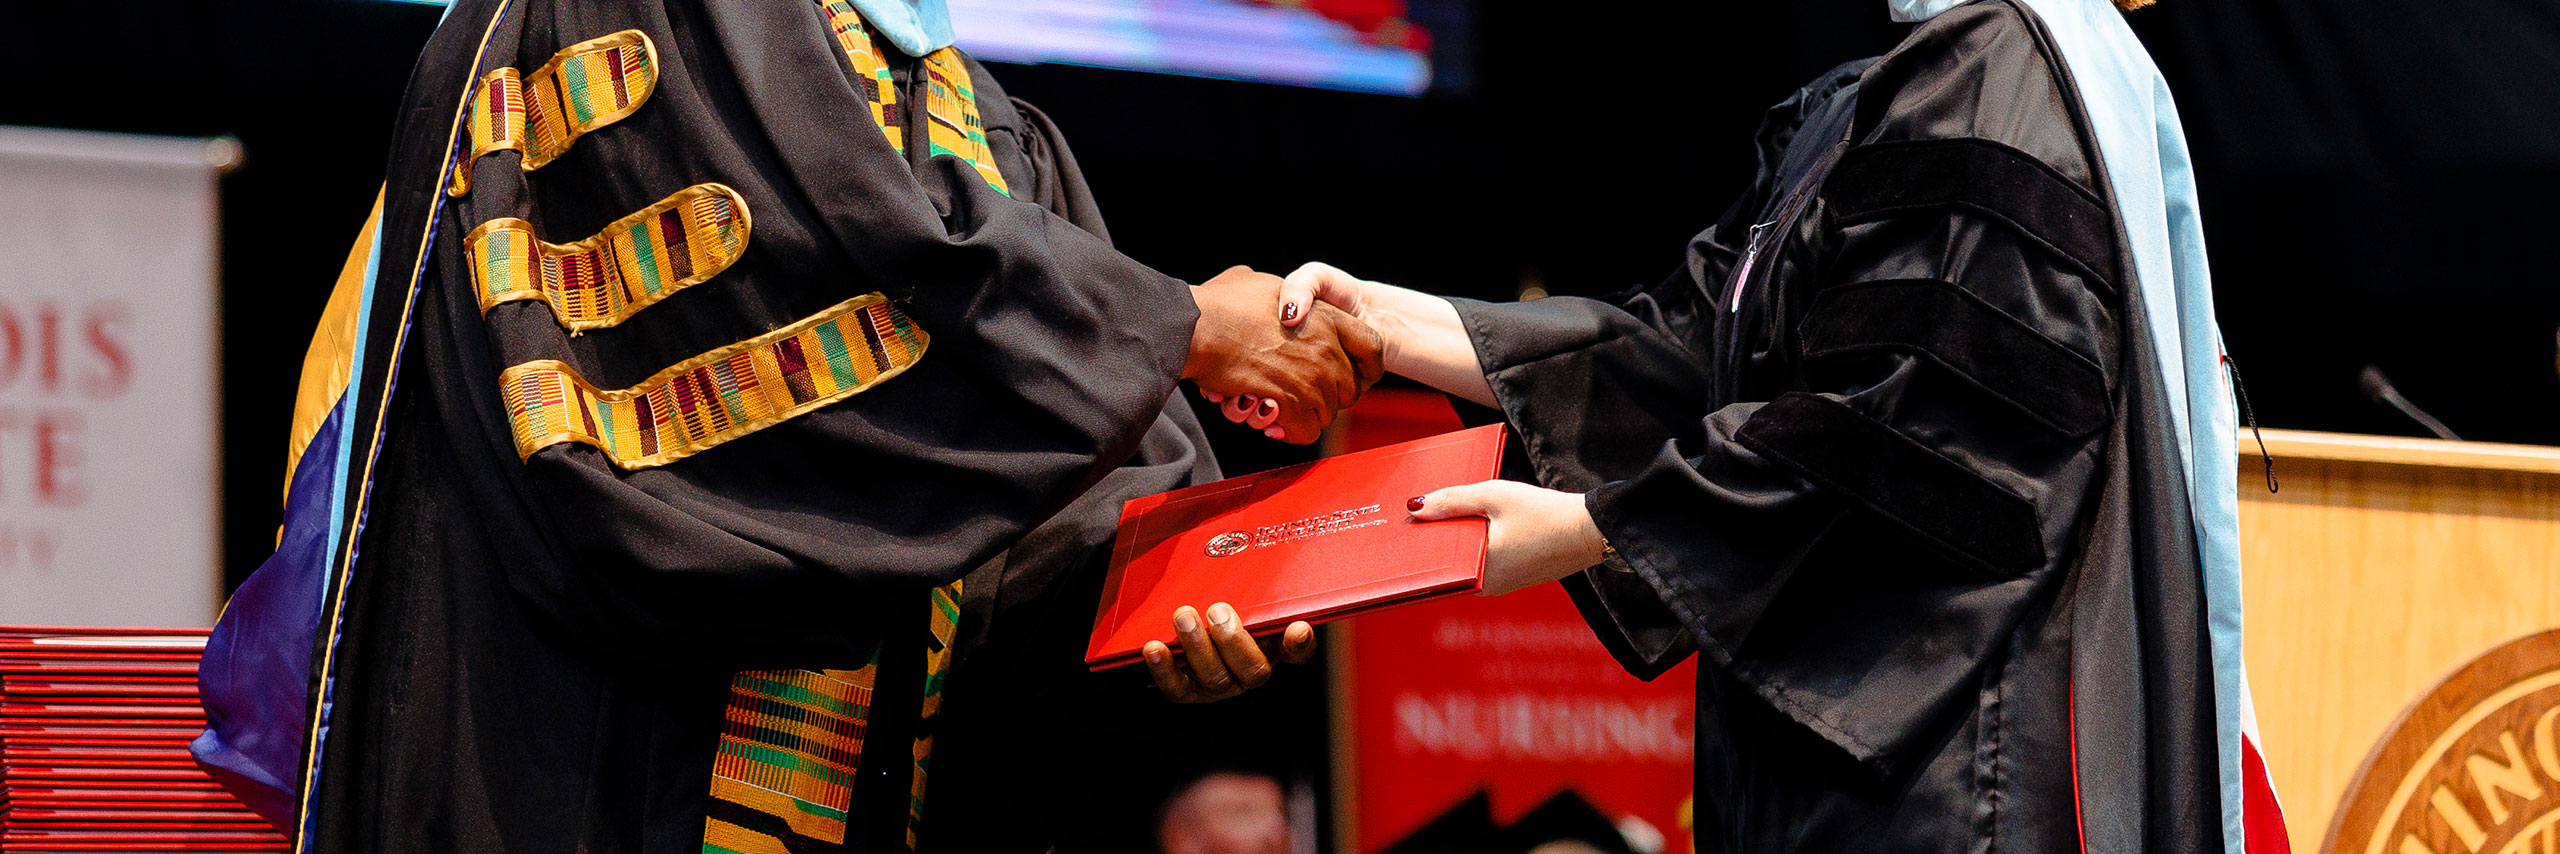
1184,266,1385,444
1142,603,1318,703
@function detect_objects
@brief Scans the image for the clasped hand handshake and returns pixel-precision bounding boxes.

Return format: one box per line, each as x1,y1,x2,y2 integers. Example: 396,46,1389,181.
1180,264,1384,445
1151,262,1607,703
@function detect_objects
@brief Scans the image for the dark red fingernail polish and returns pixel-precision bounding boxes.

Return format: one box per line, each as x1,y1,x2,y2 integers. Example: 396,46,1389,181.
1281,303,1300,322
1407,496,1425,512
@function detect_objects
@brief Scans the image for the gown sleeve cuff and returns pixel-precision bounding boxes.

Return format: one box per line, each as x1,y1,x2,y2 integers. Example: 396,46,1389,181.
1442,296,1711,677
1561,490,1697,680
1443,296,1718,493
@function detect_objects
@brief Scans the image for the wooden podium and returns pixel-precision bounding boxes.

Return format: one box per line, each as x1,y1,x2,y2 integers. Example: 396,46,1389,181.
2236,430,2560,851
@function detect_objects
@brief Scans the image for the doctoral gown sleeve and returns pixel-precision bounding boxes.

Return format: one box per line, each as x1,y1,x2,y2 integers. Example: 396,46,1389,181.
425,1,1201,668
1451,8,2122,777
1453,58,1874,682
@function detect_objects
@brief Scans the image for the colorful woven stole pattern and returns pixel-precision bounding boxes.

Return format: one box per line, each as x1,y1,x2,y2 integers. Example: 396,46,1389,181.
818,1,907,154
497,293,927,469
695,7,1009,850
450,29,658,197
815,1,1008,198
467,183,750,330
702,579,958,854
903,581,962,849
704,664,878,851
917,51,1012,197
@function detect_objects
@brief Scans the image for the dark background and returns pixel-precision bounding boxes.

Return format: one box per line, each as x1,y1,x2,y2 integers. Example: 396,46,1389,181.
4,0,2555,849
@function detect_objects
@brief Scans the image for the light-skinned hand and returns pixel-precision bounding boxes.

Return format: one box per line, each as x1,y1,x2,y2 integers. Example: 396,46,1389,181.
1277,261,1376,330
1408,479,1609,596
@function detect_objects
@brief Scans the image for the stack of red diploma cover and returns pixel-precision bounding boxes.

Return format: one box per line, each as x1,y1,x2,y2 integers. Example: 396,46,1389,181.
0,627,287,852
1087,424,1508,669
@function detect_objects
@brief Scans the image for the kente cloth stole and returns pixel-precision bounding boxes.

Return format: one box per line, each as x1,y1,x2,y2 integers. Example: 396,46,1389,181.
916,51,1011,196
819,0,1011,197
438,14,980,853
703,582,960,854
701,7,997,853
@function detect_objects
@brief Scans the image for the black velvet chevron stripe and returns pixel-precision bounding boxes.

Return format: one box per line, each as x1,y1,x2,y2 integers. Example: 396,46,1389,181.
1801,279,2110,436
1823,137,2119,299
1734,393,2046,574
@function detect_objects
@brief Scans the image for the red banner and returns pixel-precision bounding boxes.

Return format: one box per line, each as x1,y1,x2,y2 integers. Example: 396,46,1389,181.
1332,391,1694,853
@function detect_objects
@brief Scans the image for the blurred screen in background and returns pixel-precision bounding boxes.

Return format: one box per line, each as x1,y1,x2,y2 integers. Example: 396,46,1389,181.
378,0,1474,96
949,0,1466,96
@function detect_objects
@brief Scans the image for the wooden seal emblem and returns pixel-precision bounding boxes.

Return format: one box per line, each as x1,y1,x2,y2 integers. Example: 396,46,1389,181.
2327,628,2560,854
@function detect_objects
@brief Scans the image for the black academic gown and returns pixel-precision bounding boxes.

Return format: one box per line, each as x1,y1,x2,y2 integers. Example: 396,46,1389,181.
1448,3,2221,851
306,1,1216,852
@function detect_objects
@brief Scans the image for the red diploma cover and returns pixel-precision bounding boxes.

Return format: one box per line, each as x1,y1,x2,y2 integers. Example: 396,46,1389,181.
1085,423,1507,670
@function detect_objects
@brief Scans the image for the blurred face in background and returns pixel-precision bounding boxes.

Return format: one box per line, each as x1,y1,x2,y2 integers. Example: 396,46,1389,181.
1157,772,1288,854
1525,843,1609,854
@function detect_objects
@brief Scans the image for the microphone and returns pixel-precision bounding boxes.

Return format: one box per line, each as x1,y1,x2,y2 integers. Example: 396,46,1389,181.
2358,365,2460,441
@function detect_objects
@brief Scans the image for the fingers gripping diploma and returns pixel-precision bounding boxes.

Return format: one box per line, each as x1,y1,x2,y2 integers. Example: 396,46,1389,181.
1184,266,1386,444
1408,480,1610,597
1142,605,1318,704
1140,479,1600,703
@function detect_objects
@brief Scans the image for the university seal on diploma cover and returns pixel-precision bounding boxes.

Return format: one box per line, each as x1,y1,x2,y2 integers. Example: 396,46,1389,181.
1084,425,1507,670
